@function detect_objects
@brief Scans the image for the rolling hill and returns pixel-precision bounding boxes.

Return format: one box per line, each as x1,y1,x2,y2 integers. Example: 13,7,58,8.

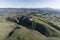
0,8,60,40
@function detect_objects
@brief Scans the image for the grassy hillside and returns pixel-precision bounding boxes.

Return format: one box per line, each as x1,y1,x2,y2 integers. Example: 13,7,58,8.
33,14,60,37
5,13,60,40
0,12,60,40
0,22,17,40
6,26,46,40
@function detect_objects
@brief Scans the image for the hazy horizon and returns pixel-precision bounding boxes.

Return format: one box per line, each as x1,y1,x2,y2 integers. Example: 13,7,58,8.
0,0,60,9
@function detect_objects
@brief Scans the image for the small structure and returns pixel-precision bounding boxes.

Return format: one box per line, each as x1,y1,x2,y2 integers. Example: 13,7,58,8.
29,17,33,21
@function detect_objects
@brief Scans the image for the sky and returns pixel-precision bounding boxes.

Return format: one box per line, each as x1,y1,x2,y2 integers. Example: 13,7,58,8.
0,0,60,9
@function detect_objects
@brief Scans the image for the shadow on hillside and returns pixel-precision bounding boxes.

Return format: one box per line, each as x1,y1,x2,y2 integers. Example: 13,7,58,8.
6,16,60,37
18,16,49,36
48,22,60,31
38,18,60,31
7,26,21,38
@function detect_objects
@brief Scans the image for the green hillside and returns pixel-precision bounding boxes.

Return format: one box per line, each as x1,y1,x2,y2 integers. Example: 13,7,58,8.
0,22,17,40
34,14,60,36
6,26,46,40
0,13,60,40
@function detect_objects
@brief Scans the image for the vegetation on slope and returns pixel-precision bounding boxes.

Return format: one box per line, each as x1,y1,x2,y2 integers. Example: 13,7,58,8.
0,11,60,40
33,14,60,37
6,26,46,40
0,21,17,40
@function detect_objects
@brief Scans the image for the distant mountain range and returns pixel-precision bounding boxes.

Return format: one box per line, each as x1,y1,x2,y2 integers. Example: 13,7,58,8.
0,8,60,17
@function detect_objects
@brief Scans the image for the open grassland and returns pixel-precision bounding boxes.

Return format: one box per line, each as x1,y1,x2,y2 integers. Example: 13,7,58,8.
0,21,17,40
0,13,60,40
6,27,46,40
34,16,60,32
